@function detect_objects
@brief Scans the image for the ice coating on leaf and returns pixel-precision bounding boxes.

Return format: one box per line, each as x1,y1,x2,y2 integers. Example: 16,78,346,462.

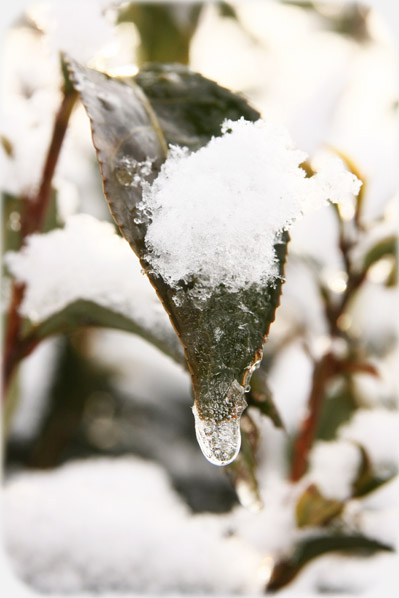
114,156,153,189
192,380,247,466
138,118,361,293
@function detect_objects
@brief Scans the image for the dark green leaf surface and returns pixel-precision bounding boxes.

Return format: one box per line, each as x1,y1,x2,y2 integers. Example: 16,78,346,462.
296,484,344,528
67,59,288,465
267,534,394,592
22,299,184,367
247,365,285,429
352,445,397,498
134,63,260,150
362,235,398,274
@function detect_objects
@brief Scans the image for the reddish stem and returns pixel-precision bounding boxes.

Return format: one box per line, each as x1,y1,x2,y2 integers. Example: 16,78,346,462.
290,352,337,482
2,89,77,399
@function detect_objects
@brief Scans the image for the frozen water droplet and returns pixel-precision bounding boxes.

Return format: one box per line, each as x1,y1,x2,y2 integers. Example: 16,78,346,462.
192,380,247,466
243,352,263,392
114,156,152,188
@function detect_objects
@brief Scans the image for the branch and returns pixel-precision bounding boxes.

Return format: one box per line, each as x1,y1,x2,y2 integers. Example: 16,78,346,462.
290,351,337,482
2,88,77,399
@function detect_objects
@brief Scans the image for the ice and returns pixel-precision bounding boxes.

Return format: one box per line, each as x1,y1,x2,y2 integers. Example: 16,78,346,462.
140,118,361,294
114,156,153,188
193,379,247,466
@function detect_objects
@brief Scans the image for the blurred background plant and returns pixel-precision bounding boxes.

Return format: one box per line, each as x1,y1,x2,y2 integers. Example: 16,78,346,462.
1,0,398,596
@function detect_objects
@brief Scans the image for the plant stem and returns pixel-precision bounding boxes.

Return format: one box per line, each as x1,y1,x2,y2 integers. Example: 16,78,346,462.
22,89,77,236
2,89,77,399
290,352,337,482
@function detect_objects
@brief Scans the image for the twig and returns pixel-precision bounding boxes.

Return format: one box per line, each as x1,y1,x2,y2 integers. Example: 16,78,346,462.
290,352,337,482
2,89,77,399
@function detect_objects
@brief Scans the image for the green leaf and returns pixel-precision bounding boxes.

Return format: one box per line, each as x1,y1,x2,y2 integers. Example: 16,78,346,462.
267,534,394,592
21,299,184,367
134,63,260,151
352,445,396,498
362,235,398,275
296,484,344,528
67,59,288,465
247,365,285,429
0,134,14,157
316,383,357,441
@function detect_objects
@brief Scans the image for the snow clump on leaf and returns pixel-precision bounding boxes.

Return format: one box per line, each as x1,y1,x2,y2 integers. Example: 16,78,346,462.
139,118,362,293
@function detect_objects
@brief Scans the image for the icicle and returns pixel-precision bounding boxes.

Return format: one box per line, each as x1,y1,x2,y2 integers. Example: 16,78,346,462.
192,380,247,466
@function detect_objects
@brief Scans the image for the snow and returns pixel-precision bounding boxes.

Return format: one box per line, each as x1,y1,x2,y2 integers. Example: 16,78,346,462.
31,0,117,65
8,338,61,442
191,2,397,224
140,118,360,294
307,440,361,501
3,457,263,595
3,456,398,596
339,409,399,472
4,214,175,344
267,340,314,433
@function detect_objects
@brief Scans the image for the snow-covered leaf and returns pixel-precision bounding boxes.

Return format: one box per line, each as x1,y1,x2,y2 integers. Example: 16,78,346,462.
66,60,358,466
66,59,289,466
362,235,398,275
25,299,184,366
352,445,397,499
267,534,394,592
5,215,183,366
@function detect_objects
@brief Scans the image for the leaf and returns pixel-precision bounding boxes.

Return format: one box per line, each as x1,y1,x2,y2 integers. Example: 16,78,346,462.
267,534,394,592
0,134,13,157
134,63,260,151
67,59,288,466
316,383,357,441
247,365,285,429
296,484,344,528
227,413,263,511
352,445,396,498
21,299,185,367
362,235,398,274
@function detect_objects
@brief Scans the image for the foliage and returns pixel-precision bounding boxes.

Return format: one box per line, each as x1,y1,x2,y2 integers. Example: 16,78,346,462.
1,2,398,595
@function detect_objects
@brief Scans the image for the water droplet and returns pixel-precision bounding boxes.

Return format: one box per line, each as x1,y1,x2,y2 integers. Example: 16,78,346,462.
243,352,263,392
192,379,247,466
114,156,153,188
9,211,21,232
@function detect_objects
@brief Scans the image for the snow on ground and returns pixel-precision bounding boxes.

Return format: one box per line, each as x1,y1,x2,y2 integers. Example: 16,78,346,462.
3,457,398,596
3,457,263,595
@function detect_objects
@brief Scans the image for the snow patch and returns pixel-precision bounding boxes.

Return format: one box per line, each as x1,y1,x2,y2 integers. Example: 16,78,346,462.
139,118,361,294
